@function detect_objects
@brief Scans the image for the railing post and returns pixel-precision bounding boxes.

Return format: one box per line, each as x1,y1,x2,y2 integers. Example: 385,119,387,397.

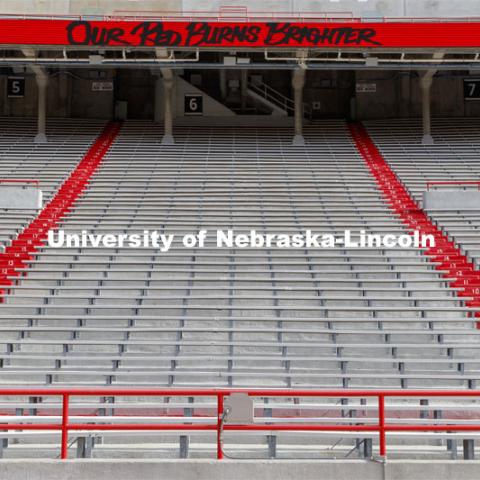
217,393,224,460
76,435,93,459
363,438,373,458
179,435,189,459
420,399,429,419
463,439,475,460
448,438,458,459
61,393,69,460
267,435,277,459
378,394,386,458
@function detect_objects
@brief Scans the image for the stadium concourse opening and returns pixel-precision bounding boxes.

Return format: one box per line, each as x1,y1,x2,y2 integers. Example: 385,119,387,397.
1,6,480,480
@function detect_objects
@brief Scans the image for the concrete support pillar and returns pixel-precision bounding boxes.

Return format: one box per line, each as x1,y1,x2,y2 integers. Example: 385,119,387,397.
240,70,248,111
2,76,9,116
161,68,174,145
291,69,306,146
418,53,443,145
154,74,162,124
219,69,227,101
59,71,72,118
398,72,411,118
31,66,48,143
420,72,434,145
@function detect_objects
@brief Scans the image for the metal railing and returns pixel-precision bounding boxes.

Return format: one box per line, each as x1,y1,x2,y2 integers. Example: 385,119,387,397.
1,388,480,460
0,179,39,186
247,80,313,119
427,181,480,190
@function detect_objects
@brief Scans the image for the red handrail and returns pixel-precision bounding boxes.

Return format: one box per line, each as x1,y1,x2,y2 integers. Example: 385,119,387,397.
1,388,480,460
427,181,480,190
0,179,39,186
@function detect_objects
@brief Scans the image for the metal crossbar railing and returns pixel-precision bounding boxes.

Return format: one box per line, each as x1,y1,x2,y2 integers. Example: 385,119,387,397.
427,181,480,190
1,388,480,460
247,80,313,119
0,179,39,186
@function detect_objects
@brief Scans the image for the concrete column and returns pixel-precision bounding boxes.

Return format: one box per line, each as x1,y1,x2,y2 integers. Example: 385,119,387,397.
420,72,434,145
418,52,443,145
219,69,227,101
161,69,174,145
31,67,48,143
59,71,71,117
154,74,162,124
240,70,248,111
398,72,411,118
2,76,9,116
292,69,306,146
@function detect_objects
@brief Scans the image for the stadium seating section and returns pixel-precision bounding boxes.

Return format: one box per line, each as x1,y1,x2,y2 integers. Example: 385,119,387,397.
0,118,478,459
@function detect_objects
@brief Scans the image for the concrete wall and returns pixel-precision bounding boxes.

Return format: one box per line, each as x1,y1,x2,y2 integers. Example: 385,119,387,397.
0,186,42,209
155,74,235,122
174,76,235,117
115,70,154,119
424,190,480,210
1,459,480,480
70,72,115,119
1,0,480,17
355,71,401,120
304,71,355,119
253,70,480,121
0,68,479,122
0,70,114,119
354,72,480,120
0,74,67,118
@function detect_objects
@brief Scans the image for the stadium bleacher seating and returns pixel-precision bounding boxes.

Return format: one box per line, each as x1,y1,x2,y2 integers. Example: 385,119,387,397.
0,118,106,250
0,119,479,459
364,118,480,267
2,119,479,388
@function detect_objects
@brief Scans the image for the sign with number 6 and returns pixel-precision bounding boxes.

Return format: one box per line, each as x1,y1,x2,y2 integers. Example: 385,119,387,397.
184,94,203,115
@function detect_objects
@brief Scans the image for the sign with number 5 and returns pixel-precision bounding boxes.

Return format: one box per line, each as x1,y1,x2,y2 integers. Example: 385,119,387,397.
7,77,25,98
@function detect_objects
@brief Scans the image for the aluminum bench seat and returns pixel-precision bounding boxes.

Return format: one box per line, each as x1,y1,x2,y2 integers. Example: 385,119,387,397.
0,117,106,248
1,120,479,459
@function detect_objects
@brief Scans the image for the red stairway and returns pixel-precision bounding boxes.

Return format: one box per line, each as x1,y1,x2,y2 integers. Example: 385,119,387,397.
349,122,480,318
0,121,122,299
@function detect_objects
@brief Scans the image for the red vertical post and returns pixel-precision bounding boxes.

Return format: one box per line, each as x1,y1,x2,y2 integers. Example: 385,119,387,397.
61,393,69,460
378,394,386,458
217,393,224,460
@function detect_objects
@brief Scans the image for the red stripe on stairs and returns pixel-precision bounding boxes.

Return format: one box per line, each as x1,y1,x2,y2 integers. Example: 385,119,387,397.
348,122,480,318
0,121,122,298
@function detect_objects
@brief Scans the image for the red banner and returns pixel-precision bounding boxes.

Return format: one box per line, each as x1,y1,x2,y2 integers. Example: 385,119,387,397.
1,19,480,48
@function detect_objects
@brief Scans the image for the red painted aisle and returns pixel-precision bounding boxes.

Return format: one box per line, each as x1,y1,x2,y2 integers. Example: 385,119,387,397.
349,122,480,318
0,121,122,299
